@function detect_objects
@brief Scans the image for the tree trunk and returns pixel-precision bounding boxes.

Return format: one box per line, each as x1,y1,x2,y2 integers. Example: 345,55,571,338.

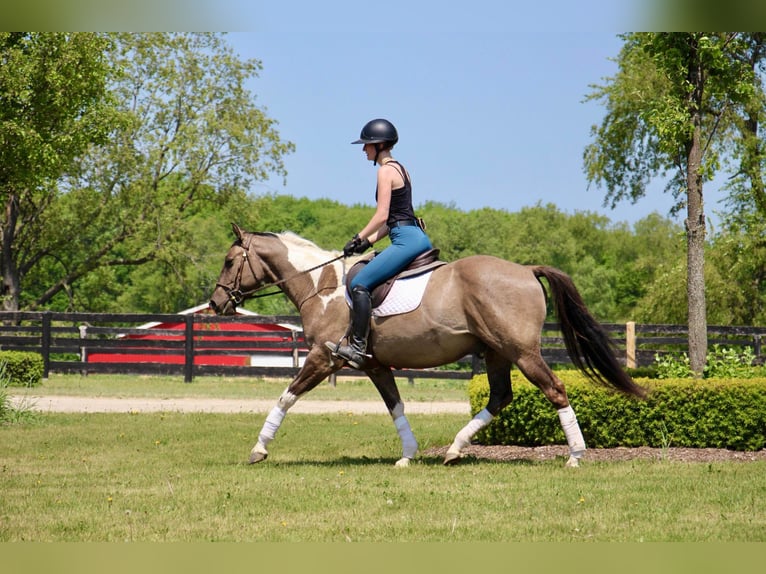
685,43,708,377
686,161,707,376
2,193,20,312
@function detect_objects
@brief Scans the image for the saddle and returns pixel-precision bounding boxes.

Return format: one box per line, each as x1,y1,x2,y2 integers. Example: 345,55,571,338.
346,248,446,308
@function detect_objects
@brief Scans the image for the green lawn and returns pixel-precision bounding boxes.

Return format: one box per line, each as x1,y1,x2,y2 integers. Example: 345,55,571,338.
2,412,764,542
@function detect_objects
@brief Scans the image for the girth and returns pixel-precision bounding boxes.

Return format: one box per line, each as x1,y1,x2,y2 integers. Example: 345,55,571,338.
346,248,445,308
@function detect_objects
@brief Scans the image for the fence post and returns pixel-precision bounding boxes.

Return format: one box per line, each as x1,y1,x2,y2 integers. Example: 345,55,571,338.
626,321,636,369
41,312,51,380
184,314,194,383
79,325,88,377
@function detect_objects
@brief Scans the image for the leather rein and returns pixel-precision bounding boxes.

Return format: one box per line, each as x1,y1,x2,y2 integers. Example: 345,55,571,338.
216,234,345,307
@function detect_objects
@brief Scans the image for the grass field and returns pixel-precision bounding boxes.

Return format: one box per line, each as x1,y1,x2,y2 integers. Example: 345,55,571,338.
2,409,765,542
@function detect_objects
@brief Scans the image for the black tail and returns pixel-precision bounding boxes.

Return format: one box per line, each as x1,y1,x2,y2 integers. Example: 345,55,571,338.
532,266,647,399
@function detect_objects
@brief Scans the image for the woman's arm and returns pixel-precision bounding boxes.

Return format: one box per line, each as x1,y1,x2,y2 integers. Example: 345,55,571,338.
357,165,395,243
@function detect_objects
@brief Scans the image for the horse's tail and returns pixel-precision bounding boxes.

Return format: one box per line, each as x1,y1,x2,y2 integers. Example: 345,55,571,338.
531,265,647,399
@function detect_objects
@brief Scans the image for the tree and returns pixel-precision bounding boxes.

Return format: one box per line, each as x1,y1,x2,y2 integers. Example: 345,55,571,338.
584,33,757,375
0,32,115,312
7,33,294,312
707,212,766,325
725,33,766,217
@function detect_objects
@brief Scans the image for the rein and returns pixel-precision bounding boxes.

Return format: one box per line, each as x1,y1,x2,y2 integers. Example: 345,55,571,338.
217,236,346,307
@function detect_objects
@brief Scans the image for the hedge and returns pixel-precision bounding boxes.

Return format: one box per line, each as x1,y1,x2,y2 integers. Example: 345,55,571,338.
0,351,44,387
468,371,766,451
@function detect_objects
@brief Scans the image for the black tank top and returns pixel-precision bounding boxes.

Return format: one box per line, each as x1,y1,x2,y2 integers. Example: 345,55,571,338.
376,161,416,226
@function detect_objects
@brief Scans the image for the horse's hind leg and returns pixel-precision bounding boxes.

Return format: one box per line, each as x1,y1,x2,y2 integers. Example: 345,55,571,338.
444,349,512,465
367,365,418,468
515,352,586,467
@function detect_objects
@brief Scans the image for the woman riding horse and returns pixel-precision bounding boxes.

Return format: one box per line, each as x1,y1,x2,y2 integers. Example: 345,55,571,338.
210,228,647,467
327,119,433,369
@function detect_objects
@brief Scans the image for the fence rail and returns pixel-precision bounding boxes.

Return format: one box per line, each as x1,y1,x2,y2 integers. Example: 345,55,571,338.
0,312,764,382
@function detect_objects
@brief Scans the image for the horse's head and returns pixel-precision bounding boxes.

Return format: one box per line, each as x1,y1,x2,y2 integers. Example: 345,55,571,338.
209,223,270,315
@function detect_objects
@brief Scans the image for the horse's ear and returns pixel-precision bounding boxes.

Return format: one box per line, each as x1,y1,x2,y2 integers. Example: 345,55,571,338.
231,222,244,240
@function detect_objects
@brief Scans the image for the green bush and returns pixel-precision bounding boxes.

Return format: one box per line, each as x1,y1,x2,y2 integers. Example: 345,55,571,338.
468,371,766,451
654,344,760,379
0,361,38,424
0,352,44,387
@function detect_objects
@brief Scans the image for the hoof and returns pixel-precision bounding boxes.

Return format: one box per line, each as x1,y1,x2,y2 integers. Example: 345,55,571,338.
249,452,267,464
565,455,580,468
443,451,463,466
395,457,412,468
248,443,269,464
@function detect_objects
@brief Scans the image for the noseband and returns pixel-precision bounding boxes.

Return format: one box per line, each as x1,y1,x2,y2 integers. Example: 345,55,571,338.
216,235,345,307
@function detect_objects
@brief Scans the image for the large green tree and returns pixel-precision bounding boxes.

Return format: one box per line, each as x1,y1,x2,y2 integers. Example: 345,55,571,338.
0,32,115,312
725,33,766,217
584,32,759,375
15,33,294,312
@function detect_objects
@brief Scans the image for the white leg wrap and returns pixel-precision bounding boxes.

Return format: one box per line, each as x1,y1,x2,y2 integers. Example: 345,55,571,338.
258,406,286,447
257,390,299,448
447,408,494,456
557,405,586,457
394,415,418,459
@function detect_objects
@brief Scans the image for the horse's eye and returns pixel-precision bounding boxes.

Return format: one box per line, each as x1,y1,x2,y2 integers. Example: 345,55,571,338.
225,259,234,269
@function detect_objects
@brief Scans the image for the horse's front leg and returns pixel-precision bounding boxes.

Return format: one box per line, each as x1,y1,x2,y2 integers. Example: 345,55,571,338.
249,347,337,464
366,365,418,468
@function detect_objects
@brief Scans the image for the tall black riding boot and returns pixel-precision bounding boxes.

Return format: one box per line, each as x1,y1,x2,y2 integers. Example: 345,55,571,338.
327,286,372,369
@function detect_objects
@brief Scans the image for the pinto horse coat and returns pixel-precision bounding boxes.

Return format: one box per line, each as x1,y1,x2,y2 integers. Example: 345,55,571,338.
209,225,646,467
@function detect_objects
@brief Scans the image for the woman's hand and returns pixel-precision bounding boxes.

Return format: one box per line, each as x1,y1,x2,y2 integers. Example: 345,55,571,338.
343,234,372,256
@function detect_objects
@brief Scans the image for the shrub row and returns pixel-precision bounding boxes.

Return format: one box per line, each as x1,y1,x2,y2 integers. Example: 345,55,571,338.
468,371,766,451
0,351,44,387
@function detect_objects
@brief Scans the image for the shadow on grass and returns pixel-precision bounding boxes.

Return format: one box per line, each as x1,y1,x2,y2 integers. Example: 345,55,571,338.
229,453,546,468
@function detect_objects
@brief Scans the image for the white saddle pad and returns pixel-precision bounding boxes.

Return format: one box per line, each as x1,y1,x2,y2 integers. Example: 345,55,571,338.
345,271,434,317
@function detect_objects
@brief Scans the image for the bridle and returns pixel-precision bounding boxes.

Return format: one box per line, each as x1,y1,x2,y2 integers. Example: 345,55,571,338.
215,234,345,308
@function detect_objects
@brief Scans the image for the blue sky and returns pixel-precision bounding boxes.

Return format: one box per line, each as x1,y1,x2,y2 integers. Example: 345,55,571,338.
11,0,734,228
223,2,729,228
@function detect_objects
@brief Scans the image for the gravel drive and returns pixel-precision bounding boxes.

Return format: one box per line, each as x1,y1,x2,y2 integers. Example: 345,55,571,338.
10,394,470,415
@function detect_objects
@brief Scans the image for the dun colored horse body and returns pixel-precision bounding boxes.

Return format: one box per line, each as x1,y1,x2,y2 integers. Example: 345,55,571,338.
209,225,645,467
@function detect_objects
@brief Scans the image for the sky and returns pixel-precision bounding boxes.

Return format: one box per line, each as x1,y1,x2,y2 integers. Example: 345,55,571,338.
9,0,749,229
220,2,730,229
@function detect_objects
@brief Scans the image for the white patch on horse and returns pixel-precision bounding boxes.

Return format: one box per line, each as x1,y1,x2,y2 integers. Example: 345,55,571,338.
281,233,345,312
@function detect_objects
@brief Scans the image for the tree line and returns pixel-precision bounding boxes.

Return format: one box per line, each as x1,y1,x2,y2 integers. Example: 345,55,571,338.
2,33,765,350
24,190,766,329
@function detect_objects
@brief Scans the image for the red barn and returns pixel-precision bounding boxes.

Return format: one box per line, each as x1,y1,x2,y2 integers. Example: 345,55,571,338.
86,304,306,367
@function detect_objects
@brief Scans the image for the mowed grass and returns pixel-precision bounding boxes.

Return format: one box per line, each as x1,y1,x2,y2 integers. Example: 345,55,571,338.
20,373,471,403
2,411,765,542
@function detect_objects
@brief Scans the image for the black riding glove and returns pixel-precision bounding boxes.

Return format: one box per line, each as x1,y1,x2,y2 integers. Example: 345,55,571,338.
343,235,371,257
354,237,372,254
343,236,360,256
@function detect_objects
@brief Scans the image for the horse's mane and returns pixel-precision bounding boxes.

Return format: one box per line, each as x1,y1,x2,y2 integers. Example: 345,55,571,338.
277,231,338,257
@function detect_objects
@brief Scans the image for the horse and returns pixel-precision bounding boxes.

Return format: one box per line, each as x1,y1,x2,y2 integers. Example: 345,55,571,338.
209,224,646,468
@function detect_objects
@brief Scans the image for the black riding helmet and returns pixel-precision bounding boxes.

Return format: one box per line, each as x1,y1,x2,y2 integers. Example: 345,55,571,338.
352,119,398,164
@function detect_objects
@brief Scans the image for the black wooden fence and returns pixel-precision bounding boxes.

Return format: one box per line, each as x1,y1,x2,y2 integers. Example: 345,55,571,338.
0,312,764,382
